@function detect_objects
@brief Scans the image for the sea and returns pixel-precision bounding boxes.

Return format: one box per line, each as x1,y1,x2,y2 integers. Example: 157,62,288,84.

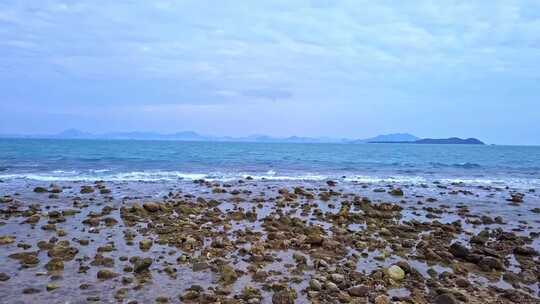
0,138,539,189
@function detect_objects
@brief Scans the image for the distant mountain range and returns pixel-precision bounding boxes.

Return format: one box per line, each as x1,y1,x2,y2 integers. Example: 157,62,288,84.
349,133,419,144
370,137,485,145
0,130,484,144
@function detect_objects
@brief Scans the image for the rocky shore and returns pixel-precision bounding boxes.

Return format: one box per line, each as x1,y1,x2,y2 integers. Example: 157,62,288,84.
0,178,539,303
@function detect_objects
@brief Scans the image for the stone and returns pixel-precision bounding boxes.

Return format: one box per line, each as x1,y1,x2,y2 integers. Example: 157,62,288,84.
46,284,59,291
388,265,405,280
348,285,369,297
33,187,48,193
97,269,119,280
389,188,404,196
45,258,64,271
143,203,160,212
0,272,10,281
139,239,153,251
374,295,390,304
330,273,344,283
219,265,237,285
133,257,152,273
24,214,41,224
309,279,322,291
449,242,470,259
434,293,459,304
80,186,94,194
272,289,295,304
0,235,15,245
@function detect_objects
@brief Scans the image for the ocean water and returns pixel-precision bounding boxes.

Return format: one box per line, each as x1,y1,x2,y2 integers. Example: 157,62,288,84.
0,138,539,188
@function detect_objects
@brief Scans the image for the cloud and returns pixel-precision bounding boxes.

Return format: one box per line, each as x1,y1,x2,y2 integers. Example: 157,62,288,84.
0,1,539,143
242,88,293,101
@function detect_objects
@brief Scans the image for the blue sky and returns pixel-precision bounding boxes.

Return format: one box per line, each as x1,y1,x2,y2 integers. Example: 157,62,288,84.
0,1,539,144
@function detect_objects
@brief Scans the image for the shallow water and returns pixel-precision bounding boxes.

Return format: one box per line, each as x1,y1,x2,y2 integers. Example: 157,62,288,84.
0,179,539,303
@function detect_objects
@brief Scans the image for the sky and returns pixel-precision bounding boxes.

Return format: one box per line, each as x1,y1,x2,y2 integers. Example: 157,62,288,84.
0,1,539,144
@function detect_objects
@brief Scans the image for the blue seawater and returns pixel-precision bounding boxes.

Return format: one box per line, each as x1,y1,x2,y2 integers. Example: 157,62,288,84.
0,138,539,187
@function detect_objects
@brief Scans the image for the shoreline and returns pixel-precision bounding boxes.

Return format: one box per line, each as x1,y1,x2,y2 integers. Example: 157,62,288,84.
0,179,539,303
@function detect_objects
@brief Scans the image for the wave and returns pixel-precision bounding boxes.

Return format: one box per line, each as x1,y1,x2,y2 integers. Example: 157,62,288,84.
0,170,538,188
430,162,482,169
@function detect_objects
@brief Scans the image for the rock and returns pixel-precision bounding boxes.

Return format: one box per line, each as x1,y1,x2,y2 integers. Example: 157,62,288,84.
0,272,10,281
434,293,459,304
348,285,369,297
45,258,64,271
330,273,344,283
80,186,94,194
143,203,160,212
389,188,404,196
46,284,59,291
374,295,390,304
180,290,200,301
513,246,538,256
139,239,153,251
0,235,15,245
388,265,405,280
325,281,339,292
48,242,79,260
23,287,41,294
508,193,524,203
309,279,322,291
97,269,119,280
33,187,48,193
133,257,152,273
272,289,296,304
326,180,337,187
9,252,39,266
449,242,470,259
24,214,41,224
455,277,470,288
478,256,504,271
219,265,238,285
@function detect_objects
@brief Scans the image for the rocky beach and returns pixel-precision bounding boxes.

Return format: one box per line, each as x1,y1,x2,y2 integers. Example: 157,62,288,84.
1,177,539,304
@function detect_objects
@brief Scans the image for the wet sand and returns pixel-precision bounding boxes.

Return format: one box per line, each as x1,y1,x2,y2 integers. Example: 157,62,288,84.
0,178,539,303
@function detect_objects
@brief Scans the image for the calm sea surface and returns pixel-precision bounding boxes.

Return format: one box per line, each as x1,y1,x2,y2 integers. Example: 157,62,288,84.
0,139,539,188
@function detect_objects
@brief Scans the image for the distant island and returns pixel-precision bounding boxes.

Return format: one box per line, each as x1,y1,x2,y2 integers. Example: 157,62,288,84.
0,130,485,145
370,137,485,145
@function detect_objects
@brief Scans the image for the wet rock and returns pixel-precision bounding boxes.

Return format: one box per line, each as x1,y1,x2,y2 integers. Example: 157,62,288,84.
272,289,296,304
309,279,322,291
513,246,538,256
508,192,524,203
389,188,404,196
97,269,119,280
80,186,94,194
143,202,160,212
0,235,15,245
478,256,504,271
326,180,337,187
23,287,41,294
0,272,10,281
139,239,153,251
388,265,405,280
9,251,39,266
434,293,459,304
45,258,64,271
133,257,152,273
48,242,79,261
46,284,59,291
374,295,390,304
24,214,41,224
455,277,470,288
219,265,238,285
33,187,48,193
449,242,470,259
348,284,369,297
330,273,344,283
